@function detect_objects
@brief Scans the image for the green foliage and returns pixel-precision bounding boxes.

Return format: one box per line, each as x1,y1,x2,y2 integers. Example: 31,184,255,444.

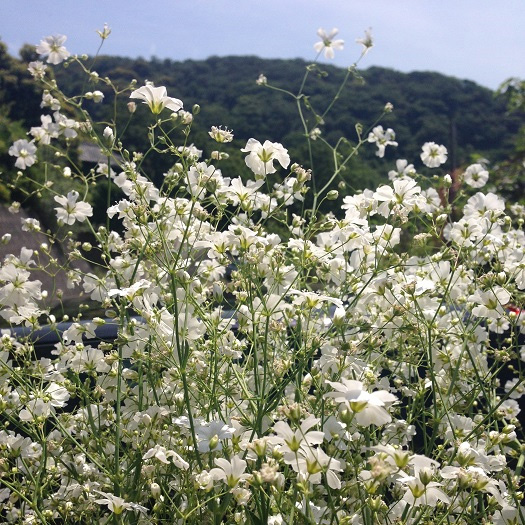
0,42,522,209
56,54,519,190
493,77,525,204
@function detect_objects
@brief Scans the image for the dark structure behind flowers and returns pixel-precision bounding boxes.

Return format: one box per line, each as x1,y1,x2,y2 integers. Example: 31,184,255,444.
0,206,91,311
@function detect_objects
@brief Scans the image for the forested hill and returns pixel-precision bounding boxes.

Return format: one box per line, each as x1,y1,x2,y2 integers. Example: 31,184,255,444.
66,54,520,160
1,43,522,197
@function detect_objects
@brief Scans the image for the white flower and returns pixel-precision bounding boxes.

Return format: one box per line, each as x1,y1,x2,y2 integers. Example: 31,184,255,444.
54,190,93,225
107,279,152,301
41,91,60,111
398,476,450,507
270,415,324,454
209,126,233,143
499,399,521,420
30,115,59,145
469,287,511,319
374,177,421,217
420,142,448,168
19,399,51,421
96,23,112,40
463,192,505,221
27,60,47,79
367,126,398,158
103,126,114,144
44,382,70,408
36,34,70,65
186,162,223,199
0,263,42,307
178,143,202,160
324,379,397,427
143,445,189,469
356,28,373,55
93,491,147,515
463,163,489,188
54,112,78,139
241,138,290,177
388,159,416,181
444,217,483,247
130,82,183,114
209,456,248,488
314,28,344,59
289,447,345,489
256,74,267,85
196,420,235,452
21,217,41,232
69,347,110,374
8,139,37,169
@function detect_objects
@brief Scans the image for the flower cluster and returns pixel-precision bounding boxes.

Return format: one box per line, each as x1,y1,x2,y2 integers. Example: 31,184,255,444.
0,28,523,525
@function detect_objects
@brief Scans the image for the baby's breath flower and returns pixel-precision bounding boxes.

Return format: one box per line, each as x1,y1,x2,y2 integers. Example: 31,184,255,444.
54,191,93,225
27,60,47,79
421,142,448,168
36,34,70,65
130,82,183,114
356,28,374,55
209,126,234,143
463,163,489,188
256,74,267,85
368,126,398,158
8,201,20,214
314,28,344,59
96,23,111,40
310,127,322,140
8,139,37,169
85,90,104,103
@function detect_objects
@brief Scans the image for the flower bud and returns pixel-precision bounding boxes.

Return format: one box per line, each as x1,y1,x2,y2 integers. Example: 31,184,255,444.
496,271,507,285
339,408,354,426
327,190,339,200
419,467,433,486
212,282,223,303
103,126,114,144
91,90,104,103
435,214,448,225
208,434,219,451
150,482,161,498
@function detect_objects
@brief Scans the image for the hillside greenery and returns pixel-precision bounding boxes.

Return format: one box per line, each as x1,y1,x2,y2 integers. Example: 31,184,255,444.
1,41,523,218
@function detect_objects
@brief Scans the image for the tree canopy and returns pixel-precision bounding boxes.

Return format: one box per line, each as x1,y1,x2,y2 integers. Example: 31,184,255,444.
1,44,522,210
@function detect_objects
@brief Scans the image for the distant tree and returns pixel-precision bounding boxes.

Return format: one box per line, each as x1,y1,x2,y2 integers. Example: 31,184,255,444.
493,78,525,203
1,40,521,213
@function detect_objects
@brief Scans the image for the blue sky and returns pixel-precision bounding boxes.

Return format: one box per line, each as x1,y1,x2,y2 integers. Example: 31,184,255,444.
1,0,524,90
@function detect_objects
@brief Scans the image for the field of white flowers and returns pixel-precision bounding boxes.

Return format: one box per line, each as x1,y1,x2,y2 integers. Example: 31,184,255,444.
0,26,524,524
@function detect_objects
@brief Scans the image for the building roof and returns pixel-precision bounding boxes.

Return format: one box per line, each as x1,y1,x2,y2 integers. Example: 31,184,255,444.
78,142,122,166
